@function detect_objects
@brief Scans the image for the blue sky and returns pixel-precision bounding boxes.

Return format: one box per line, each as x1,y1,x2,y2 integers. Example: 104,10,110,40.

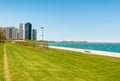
0,0,120,42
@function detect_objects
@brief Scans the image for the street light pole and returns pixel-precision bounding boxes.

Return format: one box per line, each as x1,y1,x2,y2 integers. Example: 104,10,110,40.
41,27,44,41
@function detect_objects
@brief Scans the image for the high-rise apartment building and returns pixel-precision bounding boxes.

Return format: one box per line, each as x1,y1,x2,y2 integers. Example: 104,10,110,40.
19,23,23,39
4,27,19,40
4,27,9,39
32,29,37,40
25,22,32,40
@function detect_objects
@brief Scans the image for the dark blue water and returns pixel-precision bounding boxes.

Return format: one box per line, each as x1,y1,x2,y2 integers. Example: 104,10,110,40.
49,42,120,53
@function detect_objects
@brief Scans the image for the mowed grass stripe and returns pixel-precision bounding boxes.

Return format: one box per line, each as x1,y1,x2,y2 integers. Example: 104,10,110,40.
6,44,59,81
6,43,120,81
0,43,5,81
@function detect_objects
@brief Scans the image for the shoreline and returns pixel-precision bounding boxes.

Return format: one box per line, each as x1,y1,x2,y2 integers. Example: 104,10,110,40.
49,46,120,58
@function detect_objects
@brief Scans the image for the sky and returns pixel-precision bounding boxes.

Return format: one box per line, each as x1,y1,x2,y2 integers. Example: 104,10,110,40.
0,0,120,42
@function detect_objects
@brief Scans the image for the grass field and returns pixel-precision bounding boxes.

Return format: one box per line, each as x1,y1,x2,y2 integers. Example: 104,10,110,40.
0,43,5,81
0,43,120,81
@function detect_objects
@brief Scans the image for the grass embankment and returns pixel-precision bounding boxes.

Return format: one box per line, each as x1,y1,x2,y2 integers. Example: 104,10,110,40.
6,43,120,81
0,43,5,81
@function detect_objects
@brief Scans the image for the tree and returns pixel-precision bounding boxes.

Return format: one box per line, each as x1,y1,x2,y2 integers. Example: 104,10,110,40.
0,27,6,42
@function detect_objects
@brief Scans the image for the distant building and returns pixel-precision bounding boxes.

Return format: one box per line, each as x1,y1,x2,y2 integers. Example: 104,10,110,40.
14,28,19,40
4,27,19,40
19,23,23,39
4,27,9,39
25,22,32,40
32,29,37,40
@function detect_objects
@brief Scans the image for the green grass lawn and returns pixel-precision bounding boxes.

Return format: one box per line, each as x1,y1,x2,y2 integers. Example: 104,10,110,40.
4,43,120,81
0,43,5,81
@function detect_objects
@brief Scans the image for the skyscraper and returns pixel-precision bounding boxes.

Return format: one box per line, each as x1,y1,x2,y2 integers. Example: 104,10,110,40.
19,23,23,39
4,27,19,40
32,29,37,40
25,22,32,40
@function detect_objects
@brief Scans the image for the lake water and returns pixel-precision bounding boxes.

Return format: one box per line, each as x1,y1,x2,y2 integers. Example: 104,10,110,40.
49,42,120,53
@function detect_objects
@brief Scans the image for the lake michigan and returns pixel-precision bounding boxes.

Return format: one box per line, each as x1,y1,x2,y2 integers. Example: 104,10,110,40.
49,42,120,53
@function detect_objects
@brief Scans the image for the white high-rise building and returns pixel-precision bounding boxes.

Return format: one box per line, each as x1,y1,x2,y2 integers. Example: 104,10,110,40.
4,27,19,40
4,27,9,39
19,23,23,39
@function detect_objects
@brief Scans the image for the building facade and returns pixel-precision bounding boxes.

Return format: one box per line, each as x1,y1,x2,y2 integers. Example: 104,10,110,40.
19,23,23,39
32,29,37,40
4,27,19,40
4,27,9,39
25,22,32,40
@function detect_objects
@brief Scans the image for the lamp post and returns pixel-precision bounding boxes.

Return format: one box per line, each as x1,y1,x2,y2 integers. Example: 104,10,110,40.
41,27,44,41
41,27,44,46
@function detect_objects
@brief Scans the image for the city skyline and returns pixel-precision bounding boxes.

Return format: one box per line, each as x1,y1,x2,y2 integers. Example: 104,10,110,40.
2,22,37,40
0,0,120,42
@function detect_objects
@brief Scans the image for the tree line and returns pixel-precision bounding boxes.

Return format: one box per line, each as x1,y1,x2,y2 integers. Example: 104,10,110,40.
0,27,6,42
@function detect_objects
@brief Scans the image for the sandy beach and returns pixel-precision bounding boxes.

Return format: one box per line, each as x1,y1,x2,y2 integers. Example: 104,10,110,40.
50,46,120,58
